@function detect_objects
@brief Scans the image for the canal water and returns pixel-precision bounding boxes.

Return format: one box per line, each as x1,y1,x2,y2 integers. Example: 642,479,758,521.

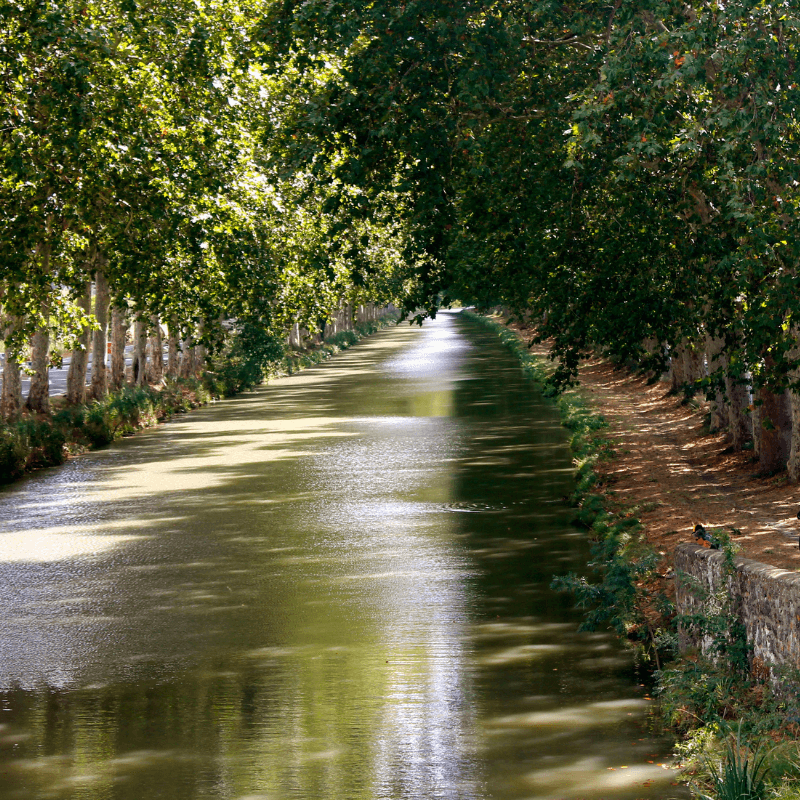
0,312,684,800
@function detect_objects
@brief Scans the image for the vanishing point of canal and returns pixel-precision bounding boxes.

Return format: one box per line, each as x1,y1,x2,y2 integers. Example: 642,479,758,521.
0,312,684,800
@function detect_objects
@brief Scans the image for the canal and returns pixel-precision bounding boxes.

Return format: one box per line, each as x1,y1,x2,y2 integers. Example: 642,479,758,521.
0,312,683,799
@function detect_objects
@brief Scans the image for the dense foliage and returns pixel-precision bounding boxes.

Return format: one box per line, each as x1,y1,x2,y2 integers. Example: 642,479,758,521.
256,0,800,473
5,0,800,469
268,0,800,381
0,0,409,414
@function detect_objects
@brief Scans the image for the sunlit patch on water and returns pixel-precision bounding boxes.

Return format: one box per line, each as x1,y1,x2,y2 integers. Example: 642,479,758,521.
442,501,509,513
0,527,148,563
384,325,473,378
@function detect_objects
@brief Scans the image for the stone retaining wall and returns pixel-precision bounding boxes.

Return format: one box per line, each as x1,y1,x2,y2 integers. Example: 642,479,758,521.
674,542,800,671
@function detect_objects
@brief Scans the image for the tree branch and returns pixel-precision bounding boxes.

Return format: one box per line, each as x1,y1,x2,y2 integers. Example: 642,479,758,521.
606,0,623,46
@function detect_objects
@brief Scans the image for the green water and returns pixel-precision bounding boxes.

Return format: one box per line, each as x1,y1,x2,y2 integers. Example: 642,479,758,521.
0,312,684,799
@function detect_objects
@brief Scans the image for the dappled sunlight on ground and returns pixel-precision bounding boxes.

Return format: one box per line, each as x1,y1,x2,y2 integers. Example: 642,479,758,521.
517,327,800,571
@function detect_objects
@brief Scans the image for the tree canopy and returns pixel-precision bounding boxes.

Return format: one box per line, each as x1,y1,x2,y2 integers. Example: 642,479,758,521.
4,0,800,408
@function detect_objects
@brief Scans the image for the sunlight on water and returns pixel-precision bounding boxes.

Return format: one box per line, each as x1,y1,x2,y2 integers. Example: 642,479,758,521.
0,526,147,562
0,313,686,800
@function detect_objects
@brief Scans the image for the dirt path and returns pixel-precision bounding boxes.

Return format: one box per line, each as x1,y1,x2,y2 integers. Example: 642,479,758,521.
527,341,800,571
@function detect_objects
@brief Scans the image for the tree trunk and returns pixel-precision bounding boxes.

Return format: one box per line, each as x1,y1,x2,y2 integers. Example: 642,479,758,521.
725,372,752,451
682,342,705,385
66,281,92,405
193,344,205,376
25,242,52,414
192,319,206,377
26,315,50,414
1,315,23,419
669,344,686,392
90,269,110,399
288,322,301,349
788,386,800,482
705,335,728,432
110,305,127,390
756,381,792,474
167,317,180,378
787,331,800,481
752,398,762,461
131,312,147,386
180,333,194,378
147,313,164,383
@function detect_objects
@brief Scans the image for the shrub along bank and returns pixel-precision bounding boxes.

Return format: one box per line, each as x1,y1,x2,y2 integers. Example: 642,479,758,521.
0,317,397,486
462,311,800,800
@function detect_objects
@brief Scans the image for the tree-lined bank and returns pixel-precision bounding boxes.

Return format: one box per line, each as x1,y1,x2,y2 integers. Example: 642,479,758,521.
1,0,409,421
0,313,397,484
467,311,800,800
259,0,800,481
7,2,800,794
7,1,800,477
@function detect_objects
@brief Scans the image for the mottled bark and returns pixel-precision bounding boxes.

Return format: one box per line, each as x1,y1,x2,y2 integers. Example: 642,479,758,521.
669,344,686,392
131,312,147,386
110,305,127,390
26,317,50,414
288,322,301,349
66,281,92,405
180,333,194,378
166,316,180,378
789,387,800,482
756,379,792,474
90,269,110,399
705,336,728,433
752,402,761,461
147,314,164,383
787,331,800,482
25,244,52,414
682,342,705,385
1,315,23,419
725,372,752,451
192,345,204,376
193,319,207,377
357,303,375,324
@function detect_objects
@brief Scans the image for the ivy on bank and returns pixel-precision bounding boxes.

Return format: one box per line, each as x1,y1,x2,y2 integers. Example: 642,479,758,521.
0,316,397,486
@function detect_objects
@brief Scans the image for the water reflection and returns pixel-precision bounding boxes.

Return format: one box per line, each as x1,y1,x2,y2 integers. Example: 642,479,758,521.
0,313,684,799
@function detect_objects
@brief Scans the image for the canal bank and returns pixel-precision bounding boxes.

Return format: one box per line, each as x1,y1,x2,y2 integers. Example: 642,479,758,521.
0,318,398,487
0,312,683,800
463,312,800,798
